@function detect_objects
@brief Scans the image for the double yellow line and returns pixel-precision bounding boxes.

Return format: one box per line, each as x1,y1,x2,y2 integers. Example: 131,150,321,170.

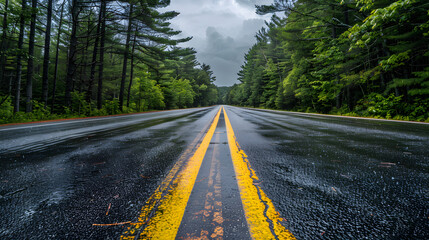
121,107,295,240
224,108,295,240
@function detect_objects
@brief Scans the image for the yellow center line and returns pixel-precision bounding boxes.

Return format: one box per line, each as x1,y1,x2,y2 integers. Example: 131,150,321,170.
121,107,222,240
223,107,296,240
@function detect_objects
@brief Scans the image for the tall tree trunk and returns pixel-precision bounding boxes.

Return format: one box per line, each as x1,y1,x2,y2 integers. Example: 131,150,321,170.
126,28,137,108
65,0,79,107
97,0,106,110
79,17,91,94
25,0,37,113
86,4,103,103
0,0,9,93
14,0,26,113
8,73,12,94
119,3,133,111
380,33,399,96
51,4,64,113
343,5,349,26
42,0,53,108
343,5,351,110
331,6,341,109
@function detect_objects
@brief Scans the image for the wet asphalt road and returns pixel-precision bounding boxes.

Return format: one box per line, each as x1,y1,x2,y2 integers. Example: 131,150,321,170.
0,105,428,239
225,106,429,239
0,107,219,239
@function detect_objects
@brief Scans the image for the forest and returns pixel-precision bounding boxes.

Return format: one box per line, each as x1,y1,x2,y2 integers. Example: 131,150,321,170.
2,0,428,124
225,0,429,122
0,0,219,124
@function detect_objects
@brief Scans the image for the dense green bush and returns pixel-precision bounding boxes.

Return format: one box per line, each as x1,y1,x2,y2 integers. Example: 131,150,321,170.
353,93,428,121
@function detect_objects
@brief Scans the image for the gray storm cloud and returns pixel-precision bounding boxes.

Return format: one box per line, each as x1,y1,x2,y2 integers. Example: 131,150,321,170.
196,19,265,86
205,27,237,61
165,0,272,86
235,0,269,8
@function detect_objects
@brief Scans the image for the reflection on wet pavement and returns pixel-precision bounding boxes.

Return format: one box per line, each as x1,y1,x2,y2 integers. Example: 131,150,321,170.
226,106,429,239
0,108,216,239
1,106,428,239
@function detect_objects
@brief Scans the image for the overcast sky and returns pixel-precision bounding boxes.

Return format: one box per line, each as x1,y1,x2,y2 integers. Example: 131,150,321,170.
164,0,273,86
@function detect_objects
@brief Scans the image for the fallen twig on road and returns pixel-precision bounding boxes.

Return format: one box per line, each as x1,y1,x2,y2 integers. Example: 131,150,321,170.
106,203,111,215
195,176,207,183
92,162,106,165
92,221,131,226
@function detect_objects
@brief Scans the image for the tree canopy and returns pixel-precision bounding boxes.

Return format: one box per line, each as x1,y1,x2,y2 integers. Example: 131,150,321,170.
0,0,219,123
227,0,429,121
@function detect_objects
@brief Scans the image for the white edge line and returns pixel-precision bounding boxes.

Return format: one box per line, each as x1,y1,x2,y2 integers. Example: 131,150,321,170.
237,106,429,125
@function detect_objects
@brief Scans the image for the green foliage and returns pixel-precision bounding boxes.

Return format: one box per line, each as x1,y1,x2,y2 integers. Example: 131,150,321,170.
216,86,231,104
131,75,165,112
103,98,120,115
169,78,195,109
29,100,51,120
353,93,429,121
226,0,429,122
0,96,13,120
355,93,403,118
0,0,220,125
70,91,90,116
0,98,59,124
389,66,429,96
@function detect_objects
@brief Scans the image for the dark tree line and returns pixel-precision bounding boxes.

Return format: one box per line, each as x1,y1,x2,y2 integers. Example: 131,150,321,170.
226,0,429,121
0,0,218,123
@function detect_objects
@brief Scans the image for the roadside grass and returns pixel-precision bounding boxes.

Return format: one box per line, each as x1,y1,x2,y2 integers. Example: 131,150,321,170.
0,97,203,126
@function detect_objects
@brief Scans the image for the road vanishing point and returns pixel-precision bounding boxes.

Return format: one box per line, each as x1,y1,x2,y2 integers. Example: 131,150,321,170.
0,106,428,239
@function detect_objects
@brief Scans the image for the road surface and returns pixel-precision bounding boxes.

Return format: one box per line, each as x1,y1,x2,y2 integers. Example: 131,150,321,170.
0,106,428,239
